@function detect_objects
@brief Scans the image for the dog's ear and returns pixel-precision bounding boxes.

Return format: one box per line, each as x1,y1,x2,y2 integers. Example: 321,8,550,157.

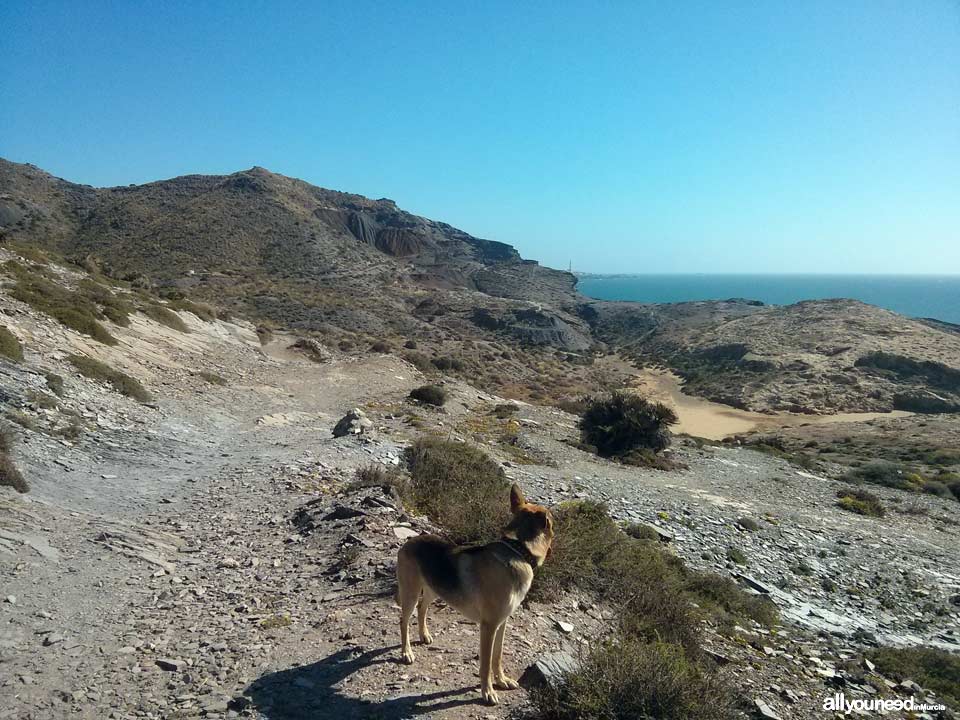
510,484,526,513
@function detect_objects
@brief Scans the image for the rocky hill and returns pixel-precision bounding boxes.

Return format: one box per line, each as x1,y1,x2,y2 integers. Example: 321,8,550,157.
587,298,960,414
4,157,960,416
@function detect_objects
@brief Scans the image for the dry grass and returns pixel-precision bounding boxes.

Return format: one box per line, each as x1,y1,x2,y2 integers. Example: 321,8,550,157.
67,354,153,404
531,638,736,720
140,304,190,332
0,325,23,361
0,427,28,493
867,646,960,708
6,263,118,345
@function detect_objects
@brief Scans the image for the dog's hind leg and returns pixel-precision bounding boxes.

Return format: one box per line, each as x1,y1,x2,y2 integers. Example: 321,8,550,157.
396,547,422,664
492,620,519,690
479,620,499,705
417,586,435,645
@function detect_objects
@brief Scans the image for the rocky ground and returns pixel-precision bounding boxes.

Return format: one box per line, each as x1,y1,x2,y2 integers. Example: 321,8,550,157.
1,269,959,719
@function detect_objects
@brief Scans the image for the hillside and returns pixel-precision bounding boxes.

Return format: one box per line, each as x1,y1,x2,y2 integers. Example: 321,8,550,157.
4,157,960,417
587,298,960,414
0,244,957,719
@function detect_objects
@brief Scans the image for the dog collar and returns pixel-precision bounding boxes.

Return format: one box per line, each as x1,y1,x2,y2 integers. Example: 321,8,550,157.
496,538,539,570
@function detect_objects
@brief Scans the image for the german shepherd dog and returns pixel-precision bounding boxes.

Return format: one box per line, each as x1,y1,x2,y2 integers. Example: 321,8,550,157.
396,484,554,705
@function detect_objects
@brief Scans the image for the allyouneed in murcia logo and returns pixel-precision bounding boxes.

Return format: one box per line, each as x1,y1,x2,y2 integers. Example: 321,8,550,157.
823,692,945,714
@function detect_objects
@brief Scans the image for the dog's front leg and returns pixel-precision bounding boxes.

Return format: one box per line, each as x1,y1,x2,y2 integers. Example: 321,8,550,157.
479,621,499,705
492,620,519,690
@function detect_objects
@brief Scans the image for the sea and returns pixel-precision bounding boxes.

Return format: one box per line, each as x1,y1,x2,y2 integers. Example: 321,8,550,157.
576,274,960,325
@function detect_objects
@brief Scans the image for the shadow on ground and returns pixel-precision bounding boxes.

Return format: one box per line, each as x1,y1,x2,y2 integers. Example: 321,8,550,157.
244,645,481,719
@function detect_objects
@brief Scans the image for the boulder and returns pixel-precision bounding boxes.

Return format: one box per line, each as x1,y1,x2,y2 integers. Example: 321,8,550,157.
332,408,374,438
519,651,578,691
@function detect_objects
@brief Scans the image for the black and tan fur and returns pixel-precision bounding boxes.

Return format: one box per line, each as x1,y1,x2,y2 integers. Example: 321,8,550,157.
396,484,554,705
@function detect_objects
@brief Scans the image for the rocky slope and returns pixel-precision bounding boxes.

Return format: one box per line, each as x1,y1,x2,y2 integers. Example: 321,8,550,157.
587,299,960,414
0,247,957,718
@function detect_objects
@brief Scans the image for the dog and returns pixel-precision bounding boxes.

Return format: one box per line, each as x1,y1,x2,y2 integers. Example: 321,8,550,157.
395,483,554,705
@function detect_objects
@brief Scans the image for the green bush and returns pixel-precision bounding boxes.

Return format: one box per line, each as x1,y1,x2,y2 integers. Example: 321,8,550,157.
67,355,152,404
867,646,960,708
0,428,28,493
836,488,885,517
0,326,23,361
579,392,678,458
531,638,736,720
408,384,447,407
402,438,509,543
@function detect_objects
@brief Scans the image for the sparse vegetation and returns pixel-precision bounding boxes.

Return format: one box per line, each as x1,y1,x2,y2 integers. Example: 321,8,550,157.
529,500,773,720
0,325,23,361
6,263,118,345
867,646,960,708
531,638,736,720
725,546,747,565
408,384,447,407
0,427,28,493
578,392,678,461
402,438,509,543
140,303,190,332
369,340,391,353
166,297,217,322
490,402,518,418
836,488,885,517
45,373,65,396
198,371,227,386
67,354,153,403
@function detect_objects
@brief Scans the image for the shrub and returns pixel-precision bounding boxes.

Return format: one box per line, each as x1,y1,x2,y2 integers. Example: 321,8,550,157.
836,488,885,517
402,438,509,543
490,403,518,418
844,461,909,490
0,428,28,493
369,340,391,353
0,326,23,361
45,373,65,396
78,279,134,326
431,355,465,372
867,646,960,709
579,392,678,458
140,304,189,333
67,355,153,403
347,464,405,492
198,371,227,386
8,270,118,345
532,501,774,653
736,517,760,531
530,638,736,720
408,384,447,407
725,547,747,565
403,339,418,349
403,351,434,373
167,298,216,322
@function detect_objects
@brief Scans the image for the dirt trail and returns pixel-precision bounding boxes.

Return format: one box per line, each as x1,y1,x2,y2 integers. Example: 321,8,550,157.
630,367,911,439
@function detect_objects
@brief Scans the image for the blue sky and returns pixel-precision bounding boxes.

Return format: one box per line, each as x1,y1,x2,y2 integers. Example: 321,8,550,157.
1,1,957,274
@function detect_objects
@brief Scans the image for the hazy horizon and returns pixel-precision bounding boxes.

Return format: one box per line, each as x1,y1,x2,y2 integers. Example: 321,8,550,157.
2,1,957,275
